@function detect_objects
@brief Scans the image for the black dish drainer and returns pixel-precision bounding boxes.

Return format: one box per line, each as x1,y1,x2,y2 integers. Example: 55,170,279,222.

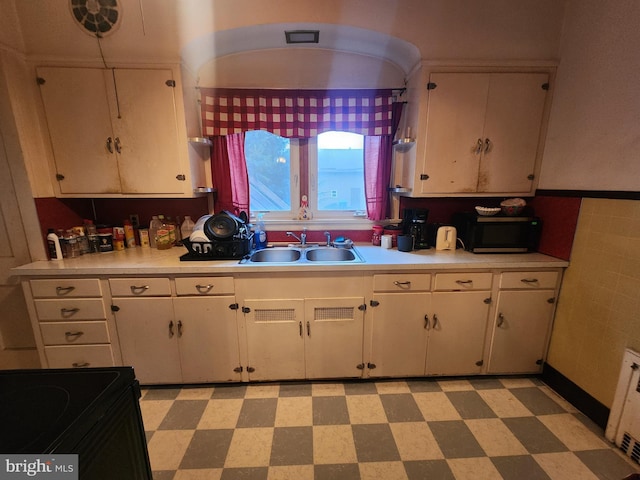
180,235,253,261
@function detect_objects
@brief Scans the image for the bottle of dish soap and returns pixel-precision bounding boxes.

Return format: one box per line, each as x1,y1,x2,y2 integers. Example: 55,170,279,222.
254,214,267,250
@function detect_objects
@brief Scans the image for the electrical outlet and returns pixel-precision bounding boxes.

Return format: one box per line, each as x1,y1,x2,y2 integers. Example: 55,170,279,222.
129,214,140,228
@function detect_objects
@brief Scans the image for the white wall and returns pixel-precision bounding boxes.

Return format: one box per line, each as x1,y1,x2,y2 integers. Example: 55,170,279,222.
539,0,640,191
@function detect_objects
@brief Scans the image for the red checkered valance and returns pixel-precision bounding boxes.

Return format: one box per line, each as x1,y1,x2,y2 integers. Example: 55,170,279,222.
200,88,395,138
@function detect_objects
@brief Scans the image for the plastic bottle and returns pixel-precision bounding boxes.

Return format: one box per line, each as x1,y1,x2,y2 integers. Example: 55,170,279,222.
123,220,136,248
148,215,162,248
254,213,267,250
181,216,195,240
46,228,63,261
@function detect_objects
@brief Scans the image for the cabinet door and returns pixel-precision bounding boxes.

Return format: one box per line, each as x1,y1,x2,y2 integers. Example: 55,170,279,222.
243,299,305,381
173,296,241,383
110,69,184,194
37,67,121,194
427,292,490,375
488,290,555,374
304,297,365,379
479,73,548,193
420,73,489,194
369,292,430,377
113,298,182,384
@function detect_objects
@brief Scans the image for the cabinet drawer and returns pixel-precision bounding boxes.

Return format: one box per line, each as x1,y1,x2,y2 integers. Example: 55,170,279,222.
175,277,234,296
34,298,106,321
373,274,431,292
40,322,110,345
30,278,102,298
44,345,114,369
434,272,492,291
109,278,171,297
500,271,559,289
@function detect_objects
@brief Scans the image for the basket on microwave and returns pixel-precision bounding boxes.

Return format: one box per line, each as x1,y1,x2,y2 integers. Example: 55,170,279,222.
181,234,253,261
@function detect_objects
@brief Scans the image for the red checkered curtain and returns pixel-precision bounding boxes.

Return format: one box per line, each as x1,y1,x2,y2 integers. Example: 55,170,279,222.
200,88,395,138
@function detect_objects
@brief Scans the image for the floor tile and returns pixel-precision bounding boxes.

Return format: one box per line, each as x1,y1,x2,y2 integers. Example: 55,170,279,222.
313,425,358,464
406,378,442,393
346,394,387,424
352,424,401,462
374,380,411,394
437,378,474,391
390,422,444,461
532,452,600,480
574,449,640,479
236,398,278,428
358,461,407,480
477,388,533,418
179,429,234,469
467,377,506,390
224,428,274,468
245,384,280,398
174,468,222,480
198,399,243,430
502,417,568,454
143,388,181,400
220,467,268,480
447,457,503,480
380,393,424,422
311,382,345,396
537,413,609,451
509,387,567,416
274,396,313,427
426,421,486,458
176,387,214,400
139,399,174,431
465,419,528,457
152,470,177,480
312,396,350,425
343,381,378,395
212,384,247,399
314,463,361,480
269,426,313,466
499,377,538,389
147,430,195,471
403,459,455,480
538,386,580,413
491,455,552,480
413,392,462,421
278,382,312,397
266,465,314,480
445,390,497,419
159,400,208,430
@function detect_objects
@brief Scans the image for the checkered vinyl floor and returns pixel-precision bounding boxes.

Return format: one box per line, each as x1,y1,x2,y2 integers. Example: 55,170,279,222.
140,376,639,480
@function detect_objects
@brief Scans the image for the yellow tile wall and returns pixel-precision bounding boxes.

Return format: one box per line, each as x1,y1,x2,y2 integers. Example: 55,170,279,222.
547,198,640,407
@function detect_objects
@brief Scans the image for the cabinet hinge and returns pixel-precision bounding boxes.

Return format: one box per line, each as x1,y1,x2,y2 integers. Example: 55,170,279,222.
246,366,255,373
36,76,45,85
176,174,186,181
427,82,437,90
110,304,120,312
536,359,543,365
165,79,176,87
527,174,535,180
547,297,556,304
420,174,430,181
229,303,239,310
241,306,251,314
369,300,379,307
233,366,243,373
483,297,491,304
475,360,484,366
56,173,65,181
356,363,365,370
542,82,550,90
358,304,366,311
367,362,377,370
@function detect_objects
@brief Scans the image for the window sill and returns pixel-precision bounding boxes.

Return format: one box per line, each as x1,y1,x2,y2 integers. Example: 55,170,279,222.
259,217,402,231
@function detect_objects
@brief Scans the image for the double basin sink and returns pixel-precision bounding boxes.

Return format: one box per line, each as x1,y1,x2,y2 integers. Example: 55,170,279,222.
247,246,363,263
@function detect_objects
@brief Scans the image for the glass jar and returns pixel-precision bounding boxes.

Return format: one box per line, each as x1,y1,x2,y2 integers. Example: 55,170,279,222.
372,225,384,246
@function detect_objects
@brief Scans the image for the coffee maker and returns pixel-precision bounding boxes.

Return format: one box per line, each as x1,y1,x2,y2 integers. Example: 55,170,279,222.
402,208,430,249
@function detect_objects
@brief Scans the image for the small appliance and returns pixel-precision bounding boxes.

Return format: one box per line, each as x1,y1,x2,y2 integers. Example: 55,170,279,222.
452,212,542,253
435,226,457,250
402,208,430,249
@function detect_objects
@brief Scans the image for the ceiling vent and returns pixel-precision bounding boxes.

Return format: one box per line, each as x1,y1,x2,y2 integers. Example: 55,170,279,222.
285,30,320,44
70,0,121,37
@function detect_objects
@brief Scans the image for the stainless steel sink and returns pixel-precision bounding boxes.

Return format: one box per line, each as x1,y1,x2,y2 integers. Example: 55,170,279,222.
246,246,362,263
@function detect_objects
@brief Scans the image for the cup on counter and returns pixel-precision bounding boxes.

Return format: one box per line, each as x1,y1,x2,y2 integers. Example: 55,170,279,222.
381,234,393,249
397,234,414,252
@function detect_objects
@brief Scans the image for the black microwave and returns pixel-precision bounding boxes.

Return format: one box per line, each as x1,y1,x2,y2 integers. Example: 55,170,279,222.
452,212,542,253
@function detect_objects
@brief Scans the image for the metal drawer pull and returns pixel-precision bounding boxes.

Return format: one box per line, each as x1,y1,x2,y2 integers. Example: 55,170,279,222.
299,321,303,337
196,284,214,293
475,138,483,154
60,308,80,315
130,285,150,294
424,314,430,330
497,313,505,327
177,320,183,337
65,331,84,338
484,138,491,153
433,314,439,328
520,278,539,284
56,286,76,295
72,362,90,368
455,280,473,286
169,320,175,337
306,321,311,337
106,137,113,153
393,281,411,289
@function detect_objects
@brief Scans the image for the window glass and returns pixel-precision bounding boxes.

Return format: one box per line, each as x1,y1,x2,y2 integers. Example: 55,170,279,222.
316,131,366,212
244,130,291,212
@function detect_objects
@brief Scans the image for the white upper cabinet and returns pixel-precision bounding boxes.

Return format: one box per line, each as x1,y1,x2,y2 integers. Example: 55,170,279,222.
403,70,550,197
36,67,205,197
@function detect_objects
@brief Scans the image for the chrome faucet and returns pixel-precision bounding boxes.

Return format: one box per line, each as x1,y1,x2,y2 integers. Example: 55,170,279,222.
324,231,331,247
286,228,307,245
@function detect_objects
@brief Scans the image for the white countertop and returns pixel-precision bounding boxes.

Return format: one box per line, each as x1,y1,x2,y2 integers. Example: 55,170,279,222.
12,244,569,277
